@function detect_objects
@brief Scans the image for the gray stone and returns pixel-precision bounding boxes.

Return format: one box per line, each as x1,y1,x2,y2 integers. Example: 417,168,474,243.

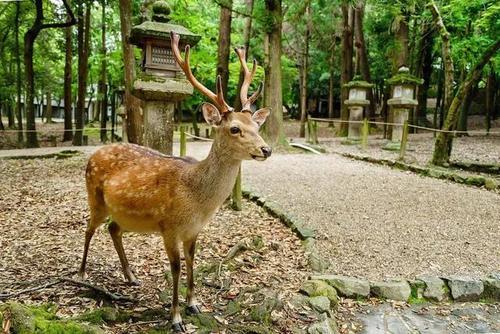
311,274,370,298
408,279,425,299
294,224,316,239
370,280,411,301
308,296,331,314
308,253,330,273
481,278,500,301
416,275,449,302
307,317,339,334
447,276,484,301
300,280,339,306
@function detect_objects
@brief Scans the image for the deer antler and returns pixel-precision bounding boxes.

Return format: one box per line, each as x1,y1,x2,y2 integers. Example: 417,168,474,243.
235,47,263,112
171,32,232,113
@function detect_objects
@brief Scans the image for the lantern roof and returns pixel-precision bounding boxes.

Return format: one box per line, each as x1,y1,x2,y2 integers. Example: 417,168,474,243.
386,67,423,86
342,75,374,89
130,0,200,47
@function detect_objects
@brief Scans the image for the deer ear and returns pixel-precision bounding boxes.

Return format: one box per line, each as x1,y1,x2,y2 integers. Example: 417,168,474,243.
252,108,270,127
202,103,222,126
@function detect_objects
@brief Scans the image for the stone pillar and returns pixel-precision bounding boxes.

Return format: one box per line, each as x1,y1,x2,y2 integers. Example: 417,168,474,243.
391,108,408,144
348,106,363,141
143,101,175,154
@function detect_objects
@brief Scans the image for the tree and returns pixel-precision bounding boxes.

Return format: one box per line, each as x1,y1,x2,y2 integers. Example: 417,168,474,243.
98,0,108,142
14,1,23,142
24,0,76,148
414,22,434,127
262,0,286,146
63,4,74,142
299,0,311,138
73,1,91,146
216,0,232,93
119,0,143,144
339,1,353,137
432,40,500,165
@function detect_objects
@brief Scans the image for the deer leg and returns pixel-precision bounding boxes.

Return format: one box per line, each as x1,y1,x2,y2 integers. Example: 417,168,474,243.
108,221,139,285
183,237,201,314
164,240,185,332
78,206,106,280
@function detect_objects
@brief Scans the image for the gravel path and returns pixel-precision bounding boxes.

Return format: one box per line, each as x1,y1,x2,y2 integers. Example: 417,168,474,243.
2,143,499,281
242,153,500,280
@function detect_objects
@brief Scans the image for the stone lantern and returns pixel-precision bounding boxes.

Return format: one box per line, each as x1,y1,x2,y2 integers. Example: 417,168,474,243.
130,0,200,154
342,76,373,144
384,67,423,151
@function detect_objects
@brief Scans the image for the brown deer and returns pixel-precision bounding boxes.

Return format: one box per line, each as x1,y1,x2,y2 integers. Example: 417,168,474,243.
78,32,271,332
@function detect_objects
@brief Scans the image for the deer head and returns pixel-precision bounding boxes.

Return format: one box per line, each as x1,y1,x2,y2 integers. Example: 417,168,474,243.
171,32,272,161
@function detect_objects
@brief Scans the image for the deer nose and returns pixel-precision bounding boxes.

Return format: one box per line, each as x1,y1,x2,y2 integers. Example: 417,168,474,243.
261,146,272,158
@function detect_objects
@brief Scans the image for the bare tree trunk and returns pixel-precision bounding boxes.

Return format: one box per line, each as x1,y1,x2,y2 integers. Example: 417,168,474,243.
485,65,495,133
99,0,107,142
45,91,52,123
15,1,23,142
428,2,454,115
7,99,15,128
233,0,254,112
299,1,311,138
119,0,143,144
262,0,286,146
216,0,232,93
63,9,73,141
328,39,336,119
457,82,476,134
432,40,500,165
353,0,374,118
73,2,91,146
340,1,353,136
415,23,433,127
394,15,409,70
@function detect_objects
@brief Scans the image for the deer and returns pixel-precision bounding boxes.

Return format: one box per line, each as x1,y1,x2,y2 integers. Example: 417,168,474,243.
77,32,271,332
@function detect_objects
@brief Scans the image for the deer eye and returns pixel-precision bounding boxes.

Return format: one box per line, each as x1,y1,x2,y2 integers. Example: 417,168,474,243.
230,126,240,134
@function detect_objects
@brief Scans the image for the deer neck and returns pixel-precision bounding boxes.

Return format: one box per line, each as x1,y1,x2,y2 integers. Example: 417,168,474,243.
190,139,241,207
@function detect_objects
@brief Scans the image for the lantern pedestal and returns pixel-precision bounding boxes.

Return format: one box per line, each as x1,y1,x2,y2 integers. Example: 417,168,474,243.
130,0,200,154
383,98,418,151
341,78,373,145
132,77,193,154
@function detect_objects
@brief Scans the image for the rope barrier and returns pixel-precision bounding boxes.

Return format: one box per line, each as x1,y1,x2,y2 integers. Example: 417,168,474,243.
308,117,500,135
183,132,213,142
0,127,116,133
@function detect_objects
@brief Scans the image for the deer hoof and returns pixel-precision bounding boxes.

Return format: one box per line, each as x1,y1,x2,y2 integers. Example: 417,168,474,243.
186,305,202,315
77,271,87,281
127,278,141,286
172,322,186,333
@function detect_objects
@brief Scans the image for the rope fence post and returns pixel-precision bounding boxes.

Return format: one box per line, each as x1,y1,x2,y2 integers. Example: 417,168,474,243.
361,118,369,150
399,120,409,160
231,166,242,211
180,125,186,157
306,119,312,143
312,120,319,144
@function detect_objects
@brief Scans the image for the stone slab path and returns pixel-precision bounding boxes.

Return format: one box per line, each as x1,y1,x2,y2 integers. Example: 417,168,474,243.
355,302,499,334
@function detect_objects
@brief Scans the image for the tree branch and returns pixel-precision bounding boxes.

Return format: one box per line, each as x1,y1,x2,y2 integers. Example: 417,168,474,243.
213,0,254,18
40,0,76,30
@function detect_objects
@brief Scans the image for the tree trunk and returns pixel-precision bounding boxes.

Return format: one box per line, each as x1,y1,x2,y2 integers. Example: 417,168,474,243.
299,1,311,138
7,100,15,128
353,0,374,118
432,40,500,165
99,0,107,142
15,0,23,142
45,91,52,123
73,2,91,146
415,23,433,126
428,2,454,115
119,0,143,144
340,1,353,136
394,15,409,70
24,23,40,147
233,0,254,112
262,0,286,146
328,39,336,119
485,65,495,133
63,11,73,141
216,0,232,93
457,82,476,134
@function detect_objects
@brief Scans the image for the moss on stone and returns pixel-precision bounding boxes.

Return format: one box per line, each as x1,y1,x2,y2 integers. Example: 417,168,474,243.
0,302,103,334
228,324,271,334
76,307,130,324
386,73,423,86
186,313,219,333
225,300,242,316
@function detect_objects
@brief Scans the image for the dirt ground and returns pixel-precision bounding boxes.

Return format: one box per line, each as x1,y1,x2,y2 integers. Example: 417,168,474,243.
0,154,313,333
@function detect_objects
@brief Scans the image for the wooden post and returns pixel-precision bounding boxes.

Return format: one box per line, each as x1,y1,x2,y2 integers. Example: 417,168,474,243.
312,120,319,144
399,120,409,160
361,118,369,150
205,128,209,138
180,125,186,157
231,166,242,211
306,119,312,143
